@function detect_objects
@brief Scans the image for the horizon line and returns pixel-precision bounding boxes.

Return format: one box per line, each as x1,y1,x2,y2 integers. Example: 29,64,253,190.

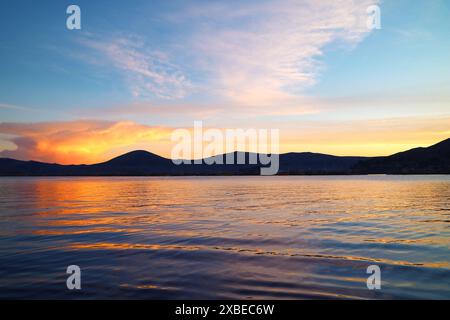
1,137,448,167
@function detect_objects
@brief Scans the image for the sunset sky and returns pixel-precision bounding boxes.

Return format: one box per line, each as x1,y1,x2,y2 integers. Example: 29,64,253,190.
0,0,449,164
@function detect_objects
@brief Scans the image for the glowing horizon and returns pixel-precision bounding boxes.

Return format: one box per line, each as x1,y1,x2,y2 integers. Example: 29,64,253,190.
0,118,449,165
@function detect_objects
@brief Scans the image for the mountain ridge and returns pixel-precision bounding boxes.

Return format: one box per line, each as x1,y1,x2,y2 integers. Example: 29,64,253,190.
1,138,449,176
353,138,450,174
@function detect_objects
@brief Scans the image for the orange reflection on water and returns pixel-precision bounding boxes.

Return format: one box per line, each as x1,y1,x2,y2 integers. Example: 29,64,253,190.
4,177,450,281
1,176,450,299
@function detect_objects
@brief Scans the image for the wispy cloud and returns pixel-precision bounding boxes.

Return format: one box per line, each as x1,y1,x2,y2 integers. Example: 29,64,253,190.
0,103,31,111
173,0,378,106
74,0,377,111
79,35,191,100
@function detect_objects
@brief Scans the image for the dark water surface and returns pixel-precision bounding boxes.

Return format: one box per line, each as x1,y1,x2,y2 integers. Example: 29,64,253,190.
0,176,449,299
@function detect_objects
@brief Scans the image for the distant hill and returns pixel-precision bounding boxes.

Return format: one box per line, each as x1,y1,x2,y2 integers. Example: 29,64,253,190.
0,158,83,176
91,150,178,175
0,150,365,176
279,152,364,174
352,138,450,174
1,138,449,175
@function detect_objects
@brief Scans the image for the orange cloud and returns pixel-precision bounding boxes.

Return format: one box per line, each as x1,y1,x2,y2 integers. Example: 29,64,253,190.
0,120,173,164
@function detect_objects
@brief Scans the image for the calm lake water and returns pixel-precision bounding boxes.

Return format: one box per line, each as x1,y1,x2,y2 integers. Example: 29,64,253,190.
0,176,449,299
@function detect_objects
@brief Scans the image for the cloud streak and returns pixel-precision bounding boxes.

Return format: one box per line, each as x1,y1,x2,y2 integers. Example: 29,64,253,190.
80,35,191,100
0,103,31,111
75,0,377,112
177,0,378,106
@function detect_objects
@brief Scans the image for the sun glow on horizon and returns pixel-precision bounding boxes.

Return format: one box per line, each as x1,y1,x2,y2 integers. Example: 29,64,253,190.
1,118,449,164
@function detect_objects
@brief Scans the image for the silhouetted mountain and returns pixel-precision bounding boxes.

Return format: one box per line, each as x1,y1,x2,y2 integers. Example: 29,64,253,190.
90,150,177,175
0,158,85,176
1,138,449,175
0,150,366,176
100,150,170,167
353,138,450,174
279,152,365,174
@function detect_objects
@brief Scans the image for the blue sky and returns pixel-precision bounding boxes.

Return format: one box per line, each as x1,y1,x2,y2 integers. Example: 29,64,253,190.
0,0,449,163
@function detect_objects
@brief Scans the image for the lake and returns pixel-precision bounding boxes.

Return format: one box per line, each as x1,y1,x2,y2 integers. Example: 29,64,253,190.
0,176,449,299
